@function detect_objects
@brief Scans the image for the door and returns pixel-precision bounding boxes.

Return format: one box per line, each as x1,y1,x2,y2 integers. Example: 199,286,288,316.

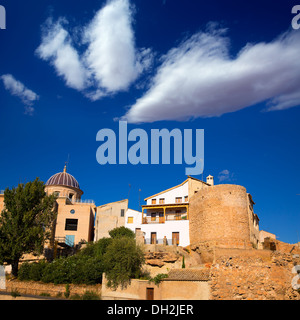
172,232,179,246
151,232,157,244
151,213,156,222
146,288,154,300
159,212,164,223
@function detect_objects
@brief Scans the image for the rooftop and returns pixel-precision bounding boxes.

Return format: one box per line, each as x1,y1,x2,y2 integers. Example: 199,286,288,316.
164,268,210,281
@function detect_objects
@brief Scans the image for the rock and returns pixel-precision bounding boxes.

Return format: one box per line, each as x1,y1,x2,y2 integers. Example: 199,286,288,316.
145,259,165,267
162,253,178,263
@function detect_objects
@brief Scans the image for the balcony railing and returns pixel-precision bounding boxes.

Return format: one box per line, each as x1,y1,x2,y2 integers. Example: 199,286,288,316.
66,197,95,205
142,214,188,224
55,236,74,247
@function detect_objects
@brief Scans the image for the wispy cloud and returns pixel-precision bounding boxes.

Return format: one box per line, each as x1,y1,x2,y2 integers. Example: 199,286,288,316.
1,74,39,114
122,28,300,123
36,18,88,91
218,169,232,182
36,0,153,100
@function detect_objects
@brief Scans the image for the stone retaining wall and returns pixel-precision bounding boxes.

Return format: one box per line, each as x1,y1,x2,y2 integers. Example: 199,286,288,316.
210,251,300,300
0,279,101,298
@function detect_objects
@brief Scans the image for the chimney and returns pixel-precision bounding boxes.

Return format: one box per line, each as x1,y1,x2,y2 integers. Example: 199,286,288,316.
206,175,214,186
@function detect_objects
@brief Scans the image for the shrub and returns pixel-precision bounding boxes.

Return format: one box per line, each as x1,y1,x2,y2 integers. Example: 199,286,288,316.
11,289,21,298
18,260,47,281
81,290,101,300
29,260,47,281
109,226,135,239
182,256,185,269
17,231,139,286
64,284,70,298
79,238,112,259
151,273,168,285
18,262,31,281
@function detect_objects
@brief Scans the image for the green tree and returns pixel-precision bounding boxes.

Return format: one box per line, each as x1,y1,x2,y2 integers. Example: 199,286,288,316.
0,178,57,277
103,236,144,289
109,226,135,239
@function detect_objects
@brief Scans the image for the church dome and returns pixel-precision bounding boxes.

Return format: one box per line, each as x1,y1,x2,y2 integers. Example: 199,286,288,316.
45,165,80,190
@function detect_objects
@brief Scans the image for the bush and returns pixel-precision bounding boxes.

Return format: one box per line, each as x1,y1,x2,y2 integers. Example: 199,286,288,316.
109,226,135,239
79,238,112,258
40,255,104,285
18,262,31,281
17,230,141,286
18,260,47,281
151,273,168,285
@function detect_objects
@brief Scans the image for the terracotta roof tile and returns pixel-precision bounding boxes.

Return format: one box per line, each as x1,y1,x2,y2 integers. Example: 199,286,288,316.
164,268,210,281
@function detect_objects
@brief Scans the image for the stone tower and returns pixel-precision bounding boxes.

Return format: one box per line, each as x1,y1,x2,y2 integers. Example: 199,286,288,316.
189,184,252,249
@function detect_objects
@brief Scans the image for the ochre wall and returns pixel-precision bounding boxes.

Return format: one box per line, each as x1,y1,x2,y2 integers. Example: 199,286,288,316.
189,184,252,249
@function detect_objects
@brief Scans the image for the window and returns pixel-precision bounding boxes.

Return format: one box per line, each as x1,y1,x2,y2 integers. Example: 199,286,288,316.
184,196,188,202
127,217,133,224
151,199,156,205
69,193,74,200
70,209,75,214
159,198,165,204
175,197,182,203
53,191,60,197
65,219,78,231
121,209,125,217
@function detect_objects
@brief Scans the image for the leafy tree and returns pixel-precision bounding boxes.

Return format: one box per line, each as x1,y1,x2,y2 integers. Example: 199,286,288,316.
103,236,144,289
0,178,57,277
109,226,135,239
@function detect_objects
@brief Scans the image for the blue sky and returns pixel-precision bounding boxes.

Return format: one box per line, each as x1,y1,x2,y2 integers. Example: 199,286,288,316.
0,0,300,243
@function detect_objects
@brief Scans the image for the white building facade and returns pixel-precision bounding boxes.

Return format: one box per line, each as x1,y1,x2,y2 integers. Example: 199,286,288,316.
125,176,211,247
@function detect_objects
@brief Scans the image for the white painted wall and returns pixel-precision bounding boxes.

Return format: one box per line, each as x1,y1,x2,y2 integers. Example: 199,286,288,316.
125,208,142,231
140,220,190,247
125,209,190,247
146,181,189,205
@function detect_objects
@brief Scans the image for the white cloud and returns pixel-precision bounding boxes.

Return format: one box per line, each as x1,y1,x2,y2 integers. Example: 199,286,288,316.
218,169,231,182
122,29,300,123
36,18,88,91
1,74,39,113
36,0,153,100
83,0,147,93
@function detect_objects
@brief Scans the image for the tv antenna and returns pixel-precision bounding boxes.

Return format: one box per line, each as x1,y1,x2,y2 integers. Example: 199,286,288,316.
139,188,142,211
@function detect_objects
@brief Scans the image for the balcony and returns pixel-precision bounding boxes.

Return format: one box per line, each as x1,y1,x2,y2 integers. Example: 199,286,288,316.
65,197,95,205
142,213,188,224
55,236,74,247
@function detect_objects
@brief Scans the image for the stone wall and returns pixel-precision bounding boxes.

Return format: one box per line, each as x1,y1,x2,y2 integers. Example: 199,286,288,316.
102,275,210,300
189,184,252,249
210,251,300,300
0,279,101,298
